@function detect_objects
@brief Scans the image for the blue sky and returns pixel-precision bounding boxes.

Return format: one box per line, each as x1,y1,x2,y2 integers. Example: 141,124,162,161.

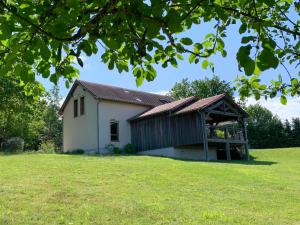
39,22,299,120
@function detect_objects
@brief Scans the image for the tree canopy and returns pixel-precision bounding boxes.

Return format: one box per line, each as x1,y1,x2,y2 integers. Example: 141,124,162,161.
246,104,300,148
0,0,299,102
169,76,234,99
0,76,62,151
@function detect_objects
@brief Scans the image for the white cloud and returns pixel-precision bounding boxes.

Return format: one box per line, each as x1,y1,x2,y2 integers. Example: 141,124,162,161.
245,96,300,121
151,90,169,96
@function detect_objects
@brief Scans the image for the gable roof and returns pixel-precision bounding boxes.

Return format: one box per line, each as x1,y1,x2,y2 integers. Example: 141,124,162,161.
175,93,248,116
129,93,248,121
59,80,174,114
174,94,226,115
130,96,198,120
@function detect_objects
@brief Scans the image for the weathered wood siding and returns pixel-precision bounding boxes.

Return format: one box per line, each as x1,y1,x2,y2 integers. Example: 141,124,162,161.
130,112,203,151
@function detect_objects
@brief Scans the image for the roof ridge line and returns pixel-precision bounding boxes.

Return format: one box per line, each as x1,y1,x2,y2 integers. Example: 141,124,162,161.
77,79,171,98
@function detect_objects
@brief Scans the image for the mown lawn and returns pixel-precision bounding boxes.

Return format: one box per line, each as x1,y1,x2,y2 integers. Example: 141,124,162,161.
0,148,299,225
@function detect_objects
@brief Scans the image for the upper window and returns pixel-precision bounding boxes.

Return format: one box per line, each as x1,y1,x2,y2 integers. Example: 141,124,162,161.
159,99,171,104
74,99,78,117
110,120,119,142
80,96,85,115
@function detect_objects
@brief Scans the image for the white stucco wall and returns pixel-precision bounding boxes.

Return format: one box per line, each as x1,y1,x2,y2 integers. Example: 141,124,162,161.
137,145,217,161
63,86,98,152
98,100,149,150
63,87,149,153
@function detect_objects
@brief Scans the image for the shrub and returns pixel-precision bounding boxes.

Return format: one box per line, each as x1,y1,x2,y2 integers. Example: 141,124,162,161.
105,144,122,154
2,137,24,153
71,149,85,154
38,140,56,153
123,143,137,154
112,147,122,154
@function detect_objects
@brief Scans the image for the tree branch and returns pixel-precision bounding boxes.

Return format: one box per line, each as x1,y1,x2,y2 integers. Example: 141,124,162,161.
0,0,119,42
219,5,300,38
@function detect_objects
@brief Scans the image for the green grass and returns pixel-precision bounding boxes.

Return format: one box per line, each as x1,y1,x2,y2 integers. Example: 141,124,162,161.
0,148,299,225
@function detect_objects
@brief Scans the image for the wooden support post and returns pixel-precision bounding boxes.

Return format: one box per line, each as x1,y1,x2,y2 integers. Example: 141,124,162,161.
200,112,209,161
224,128,231,160
242,118,250,161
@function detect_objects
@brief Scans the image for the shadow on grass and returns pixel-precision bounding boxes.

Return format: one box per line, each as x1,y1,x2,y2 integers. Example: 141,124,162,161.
0,151,37,156
0,152,278,165
212,159,277,166
130,154,278,166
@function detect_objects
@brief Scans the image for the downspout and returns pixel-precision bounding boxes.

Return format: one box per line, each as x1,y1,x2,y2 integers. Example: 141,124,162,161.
62,116,64,152
97,101,100,154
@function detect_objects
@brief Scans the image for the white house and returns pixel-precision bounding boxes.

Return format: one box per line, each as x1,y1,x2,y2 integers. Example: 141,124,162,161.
60,80,249,161
60,80,173,153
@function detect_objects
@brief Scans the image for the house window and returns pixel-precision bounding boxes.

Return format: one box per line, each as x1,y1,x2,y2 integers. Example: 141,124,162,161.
110,120,119,142
74,99,78,117
80,96,85,115
160,99,170,104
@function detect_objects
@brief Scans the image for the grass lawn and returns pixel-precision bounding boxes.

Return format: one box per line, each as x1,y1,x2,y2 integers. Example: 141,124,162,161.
0,148,299,225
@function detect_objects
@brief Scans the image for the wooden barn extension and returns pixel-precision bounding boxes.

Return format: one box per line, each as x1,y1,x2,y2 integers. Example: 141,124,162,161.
129,94,249,161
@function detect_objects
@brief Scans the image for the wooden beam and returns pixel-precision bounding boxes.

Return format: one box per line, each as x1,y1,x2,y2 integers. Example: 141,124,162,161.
224,128,231,160
224,102,240,114
242,118,250,160
206,110,240,117
205,100,224,112
200,112,209,161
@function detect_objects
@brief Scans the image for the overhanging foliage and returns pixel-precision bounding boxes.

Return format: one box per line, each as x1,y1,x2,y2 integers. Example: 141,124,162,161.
0,0,299,102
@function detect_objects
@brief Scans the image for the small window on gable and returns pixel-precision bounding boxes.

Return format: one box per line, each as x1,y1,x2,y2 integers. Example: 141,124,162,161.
160,99,170,104
74,99,78,117
80,96,85,115
110,120,119,142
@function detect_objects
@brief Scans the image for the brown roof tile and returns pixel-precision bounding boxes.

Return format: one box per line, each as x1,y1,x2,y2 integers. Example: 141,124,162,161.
59,80,174,114
175,94,226,114
132,96,198,119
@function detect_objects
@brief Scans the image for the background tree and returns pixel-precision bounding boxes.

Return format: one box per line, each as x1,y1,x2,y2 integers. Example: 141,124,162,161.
0,0,299,102
0,76,46,149
169,75,234,99
291,118,300,147
41,86,63,151
283,119,293,147
246,104,285,148
0,76,63,151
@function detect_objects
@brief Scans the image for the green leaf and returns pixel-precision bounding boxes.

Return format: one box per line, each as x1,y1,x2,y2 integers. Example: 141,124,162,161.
165,9,182,33
291,78,298,86
136,75,144,87
102,38,121,50
280,95,287,105
189,54,196,63
37,40,51,61
239,23,247,34
241,36,256,44
244,59,255,76
147,21,161,38
170,58,178,68
37,61,50,78
257,48,279,71
262,38,276,50
24,51,34,64
108,60,114,70
22,68,35,83
202,60,209,69
236,45,255,75
180,37,193,46
65,80,70,88
176,54,184,60
50,73,59,85
80,41,93,56
77,57,84,67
